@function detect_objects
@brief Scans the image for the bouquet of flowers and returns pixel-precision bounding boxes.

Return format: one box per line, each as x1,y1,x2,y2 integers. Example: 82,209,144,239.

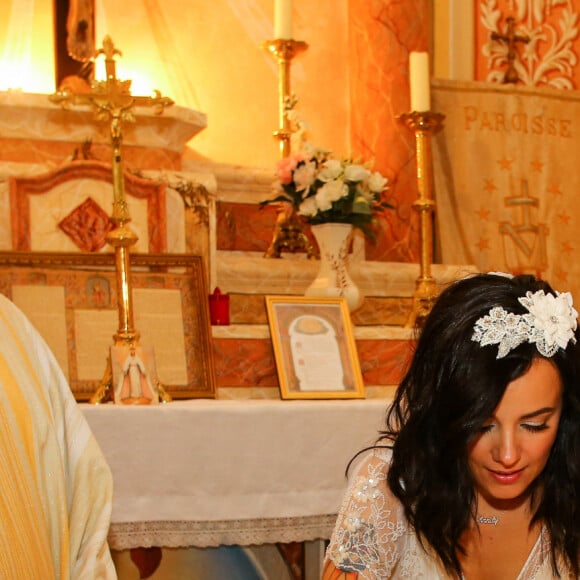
262,149,391,239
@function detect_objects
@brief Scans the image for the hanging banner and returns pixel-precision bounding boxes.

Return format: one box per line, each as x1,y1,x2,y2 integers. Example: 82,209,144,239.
432,79,580,299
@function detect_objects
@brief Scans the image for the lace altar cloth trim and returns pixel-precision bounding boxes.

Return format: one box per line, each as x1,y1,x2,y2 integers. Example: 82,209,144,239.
108,515,337,550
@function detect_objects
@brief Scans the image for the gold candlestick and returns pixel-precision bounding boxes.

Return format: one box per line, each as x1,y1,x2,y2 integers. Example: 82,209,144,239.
262,39,308,158
262,39,318,259
398,111,445,328
50,36,173,404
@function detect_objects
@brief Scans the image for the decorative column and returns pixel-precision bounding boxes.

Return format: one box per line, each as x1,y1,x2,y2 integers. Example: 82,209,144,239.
347,0,431,262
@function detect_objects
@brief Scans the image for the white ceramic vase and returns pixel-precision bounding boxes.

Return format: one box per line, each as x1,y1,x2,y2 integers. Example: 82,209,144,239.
305,223,363,312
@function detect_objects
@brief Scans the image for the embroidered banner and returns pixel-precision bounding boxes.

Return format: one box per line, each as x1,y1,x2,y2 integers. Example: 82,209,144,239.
432,79,580,300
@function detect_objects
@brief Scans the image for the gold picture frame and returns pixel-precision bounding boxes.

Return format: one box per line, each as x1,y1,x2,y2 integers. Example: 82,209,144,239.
0,251,216,401
265,295,365,400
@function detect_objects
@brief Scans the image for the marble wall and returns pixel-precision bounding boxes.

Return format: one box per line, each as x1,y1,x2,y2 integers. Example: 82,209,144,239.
348,0,431,262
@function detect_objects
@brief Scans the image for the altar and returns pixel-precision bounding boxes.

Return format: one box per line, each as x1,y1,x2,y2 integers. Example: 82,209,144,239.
82,398,390,577
0,89,476,577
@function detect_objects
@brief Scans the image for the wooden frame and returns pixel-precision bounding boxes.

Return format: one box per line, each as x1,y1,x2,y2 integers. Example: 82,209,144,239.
0,251,216,401
265,296,365,400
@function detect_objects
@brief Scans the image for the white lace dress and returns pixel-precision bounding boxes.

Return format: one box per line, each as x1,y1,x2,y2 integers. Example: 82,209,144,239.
325,447,565,579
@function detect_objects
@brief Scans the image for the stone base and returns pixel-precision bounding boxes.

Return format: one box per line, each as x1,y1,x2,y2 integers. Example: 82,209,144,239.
216,250,477,299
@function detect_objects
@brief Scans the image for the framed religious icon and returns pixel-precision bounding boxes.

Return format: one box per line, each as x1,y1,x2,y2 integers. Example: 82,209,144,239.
110,345,160,405
0,251,216,401
265,296,365,399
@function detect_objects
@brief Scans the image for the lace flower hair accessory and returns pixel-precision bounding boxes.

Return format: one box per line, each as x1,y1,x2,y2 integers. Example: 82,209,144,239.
472,290,578,359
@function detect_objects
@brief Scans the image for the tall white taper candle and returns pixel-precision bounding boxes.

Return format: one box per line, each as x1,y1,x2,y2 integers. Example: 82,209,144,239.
409,52,431,112
274,0,293,39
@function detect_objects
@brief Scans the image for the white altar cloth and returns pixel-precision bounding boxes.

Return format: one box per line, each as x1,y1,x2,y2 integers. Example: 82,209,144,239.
81,399,388,550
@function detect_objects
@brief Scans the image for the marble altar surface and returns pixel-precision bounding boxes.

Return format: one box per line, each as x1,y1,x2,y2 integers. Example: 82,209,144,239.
0,91,207,154
215,251,478,297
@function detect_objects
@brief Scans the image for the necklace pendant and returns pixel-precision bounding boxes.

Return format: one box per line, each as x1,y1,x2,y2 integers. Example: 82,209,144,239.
477,515,499,526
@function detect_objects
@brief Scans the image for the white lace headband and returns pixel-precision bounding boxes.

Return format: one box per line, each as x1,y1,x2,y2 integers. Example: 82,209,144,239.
472,290,578,359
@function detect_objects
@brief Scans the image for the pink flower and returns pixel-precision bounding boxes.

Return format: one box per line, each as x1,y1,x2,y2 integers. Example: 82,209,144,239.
276,153,307,184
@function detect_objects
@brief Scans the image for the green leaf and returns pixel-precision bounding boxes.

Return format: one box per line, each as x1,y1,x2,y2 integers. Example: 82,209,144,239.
351,198,372,215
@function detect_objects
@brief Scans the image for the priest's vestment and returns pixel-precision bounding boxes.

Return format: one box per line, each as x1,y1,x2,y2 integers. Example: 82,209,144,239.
0,294,116,578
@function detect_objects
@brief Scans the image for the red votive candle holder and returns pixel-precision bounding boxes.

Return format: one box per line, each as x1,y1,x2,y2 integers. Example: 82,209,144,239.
209,287,230,325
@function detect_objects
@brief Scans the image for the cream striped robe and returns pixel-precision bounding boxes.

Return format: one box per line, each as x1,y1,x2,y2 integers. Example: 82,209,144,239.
0,294,116,579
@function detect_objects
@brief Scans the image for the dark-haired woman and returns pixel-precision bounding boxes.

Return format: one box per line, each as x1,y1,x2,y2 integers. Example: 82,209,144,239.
323,273,580,579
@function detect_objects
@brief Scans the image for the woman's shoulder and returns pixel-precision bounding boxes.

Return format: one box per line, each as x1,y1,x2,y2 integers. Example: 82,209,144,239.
347,445,393,479
325,445,412,578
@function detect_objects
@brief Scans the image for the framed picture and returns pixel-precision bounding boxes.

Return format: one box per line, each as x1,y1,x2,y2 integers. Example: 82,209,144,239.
265,296,365,399
110,345,160,405
0,251,216,401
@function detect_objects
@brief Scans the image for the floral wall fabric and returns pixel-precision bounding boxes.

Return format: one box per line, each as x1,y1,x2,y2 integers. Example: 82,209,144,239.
476,0,580,88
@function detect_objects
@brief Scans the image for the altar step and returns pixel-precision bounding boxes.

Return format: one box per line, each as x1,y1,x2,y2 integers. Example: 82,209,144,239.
227,292,412,326
210,252,478,399
212,324,411,400
212,250,477,327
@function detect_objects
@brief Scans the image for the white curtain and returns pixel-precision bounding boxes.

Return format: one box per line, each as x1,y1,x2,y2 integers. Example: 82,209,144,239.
0,0,54,92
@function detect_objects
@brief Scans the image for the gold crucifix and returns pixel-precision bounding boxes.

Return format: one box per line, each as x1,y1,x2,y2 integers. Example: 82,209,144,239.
491,17,530,84
51,36,173,227
50,36,173,403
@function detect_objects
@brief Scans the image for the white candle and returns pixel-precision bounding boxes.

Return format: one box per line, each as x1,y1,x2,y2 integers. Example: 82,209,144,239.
274,0,293,39
409,52,431,112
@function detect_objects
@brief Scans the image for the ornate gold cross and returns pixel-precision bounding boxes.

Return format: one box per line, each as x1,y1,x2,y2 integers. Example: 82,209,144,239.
50,36,173,224
50,36,173,403
491,17,530,84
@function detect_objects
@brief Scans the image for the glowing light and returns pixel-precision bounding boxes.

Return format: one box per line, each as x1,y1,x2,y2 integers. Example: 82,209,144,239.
0,0,55,93
0,60,54,93
94,55,160,97
127,72,156,98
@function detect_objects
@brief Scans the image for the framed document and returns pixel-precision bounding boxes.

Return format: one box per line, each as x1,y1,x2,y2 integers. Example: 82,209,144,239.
265,296,365,399
0,251,216,401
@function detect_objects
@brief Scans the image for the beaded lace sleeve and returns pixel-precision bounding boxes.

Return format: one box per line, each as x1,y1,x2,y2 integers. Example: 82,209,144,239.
325,447,410,578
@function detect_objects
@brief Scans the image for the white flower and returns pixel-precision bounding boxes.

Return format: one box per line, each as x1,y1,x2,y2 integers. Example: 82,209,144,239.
318,159,343,182
368,171,388,193
344,164,370,183
298,196,318,217
316,179,349,211
520,290,578,351
293,160,317,193
473,289,578,358
265,147,390,230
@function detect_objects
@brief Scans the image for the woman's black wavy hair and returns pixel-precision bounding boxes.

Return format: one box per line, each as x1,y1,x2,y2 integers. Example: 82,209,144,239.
380,273,580,577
